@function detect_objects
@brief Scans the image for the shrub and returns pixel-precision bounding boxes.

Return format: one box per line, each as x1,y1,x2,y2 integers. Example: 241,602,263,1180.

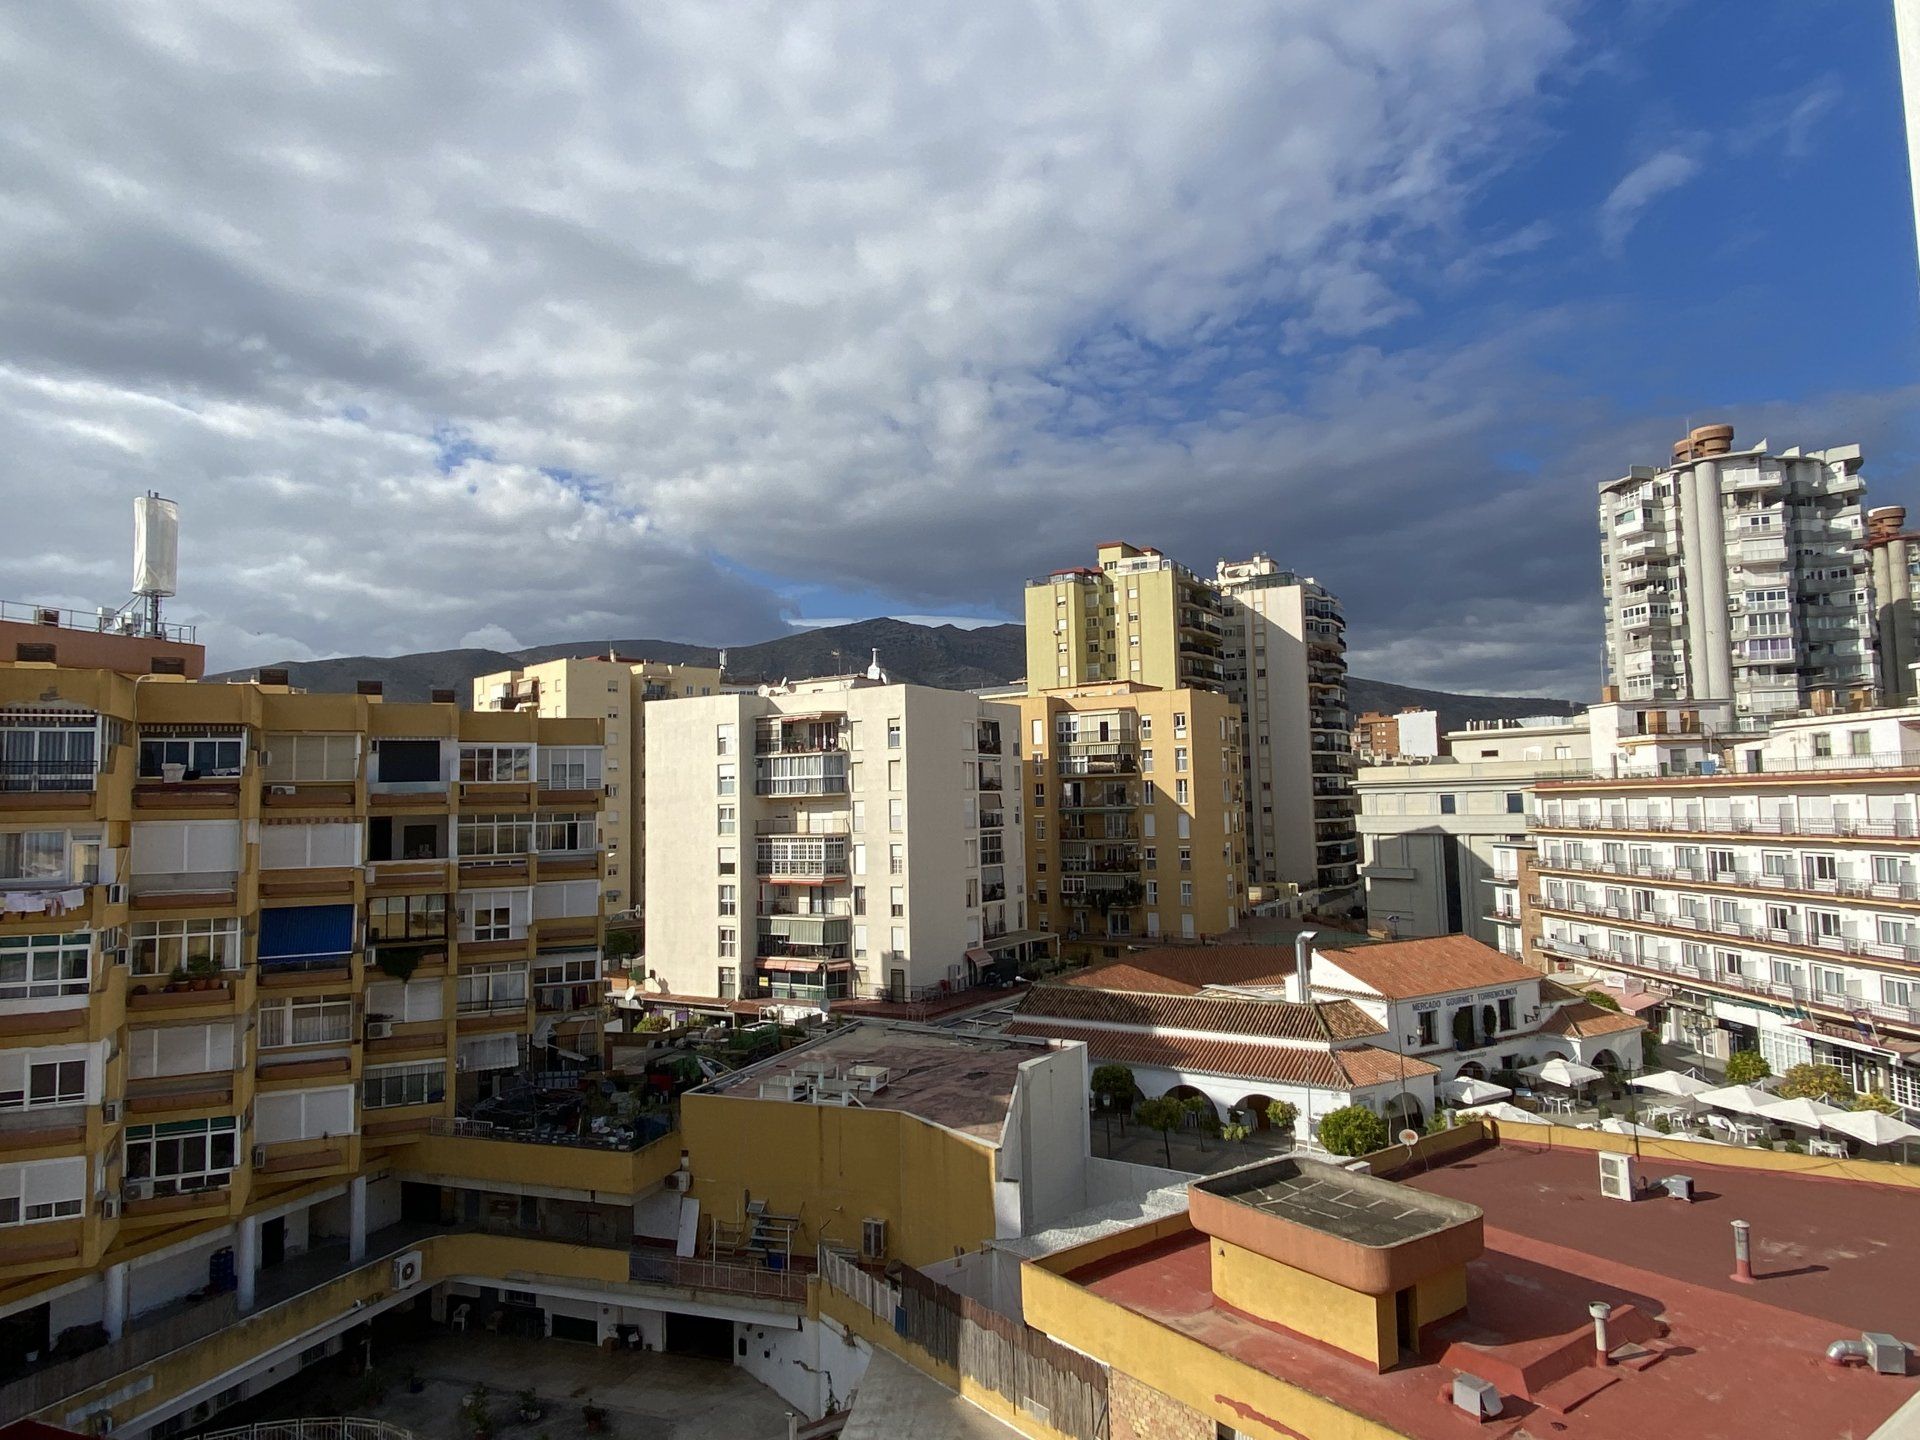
1723,1050,1772,1086
1853,1090,1901,1116
1652,1113,1673,1134
1090,1064,1137,1110
1776,1063,1854,1105
1265,1099,1299,1133
1582,989,1622,1013
1221,1122,1250,1143
1317,1105,1389,1157
1135,1096,1187,1167
1424,1111,1457,1136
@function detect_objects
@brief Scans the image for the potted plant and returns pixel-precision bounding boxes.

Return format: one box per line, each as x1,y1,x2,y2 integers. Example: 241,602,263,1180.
187,954,217,991
517,1387,542,1422
167,964,192,993
1265,1099,1299,1135
581,1401,608,1434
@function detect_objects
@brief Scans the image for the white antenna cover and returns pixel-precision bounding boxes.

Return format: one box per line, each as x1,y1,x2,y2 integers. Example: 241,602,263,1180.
132,494,179,597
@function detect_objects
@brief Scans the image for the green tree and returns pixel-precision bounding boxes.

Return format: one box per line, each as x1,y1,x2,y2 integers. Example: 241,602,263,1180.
1723,1050,1772,1086
1317,1105,1389,1158
1135,1096,1187,1167
1265,1099,1300,1134
1090,1064,1137,1111
1853,1090,1901,1116
1776,1063,1855,1105
604,929,641,962
1582,989,1623,1013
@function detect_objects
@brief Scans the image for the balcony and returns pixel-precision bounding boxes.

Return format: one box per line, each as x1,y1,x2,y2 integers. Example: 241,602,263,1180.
754,752,850,797
125,1074,235,1118
755,716,846,755
0,1103,88,1151
365,857,452,892
0,758,100,809
755,834,850,881
133,777,244,812
262,781,357,810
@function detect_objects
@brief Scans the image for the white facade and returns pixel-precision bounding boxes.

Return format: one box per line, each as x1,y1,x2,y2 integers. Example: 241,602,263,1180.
1513,705,1920,1114
642,675,1033,1003
1598,426,1872,725
1357,718,1588,949
1215,555,1356,896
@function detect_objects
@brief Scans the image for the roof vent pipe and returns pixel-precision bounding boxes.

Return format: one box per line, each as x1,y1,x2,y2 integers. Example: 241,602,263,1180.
1826,1339,1872,1369
1293,929,1320,1006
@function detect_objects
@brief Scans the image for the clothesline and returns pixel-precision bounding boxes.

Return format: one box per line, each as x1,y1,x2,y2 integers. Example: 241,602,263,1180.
0,886,87,916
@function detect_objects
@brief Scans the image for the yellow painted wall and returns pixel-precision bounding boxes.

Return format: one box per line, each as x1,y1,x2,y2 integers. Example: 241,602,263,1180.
1208,1238,1390,1370
1414,1265,1468,1333
391,1132,682,1197
680,1094,997,1267
1484,1119,1920,1188
1021,1260,1408,1440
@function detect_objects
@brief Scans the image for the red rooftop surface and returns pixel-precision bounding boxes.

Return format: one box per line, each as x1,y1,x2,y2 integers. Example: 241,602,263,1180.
1064,1142,1920,1438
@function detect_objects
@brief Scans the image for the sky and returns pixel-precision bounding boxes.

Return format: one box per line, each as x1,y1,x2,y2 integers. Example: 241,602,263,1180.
1,2,1915,698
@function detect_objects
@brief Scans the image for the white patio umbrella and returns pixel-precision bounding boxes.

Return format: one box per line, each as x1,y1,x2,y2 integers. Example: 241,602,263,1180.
1630,1070,1716,1099
1521,1058,1604,1089
1696,1083,1781,1118
1439,1076,1512,1106
1757,1095,1847,1129
1600,1117,1667,1138
1823,1109,1920,1147
1459,1101,1550,1125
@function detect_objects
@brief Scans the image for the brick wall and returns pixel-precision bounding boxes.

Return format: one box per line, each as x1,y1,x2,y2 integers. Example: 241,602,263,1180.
1110,1369,1214,1440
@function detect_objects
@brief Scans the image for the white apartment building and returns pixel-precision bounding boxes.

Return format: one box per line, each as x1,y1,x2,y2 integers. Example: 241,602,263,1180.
1214,555,1357,897
642,671,1043,1005
1358,716,1589,950
1599,423,1872,725
1511,703,1920,1114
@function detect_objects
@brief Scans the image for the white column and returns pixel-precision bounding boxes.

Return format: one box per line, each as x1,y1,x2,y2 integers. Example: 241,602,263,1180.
103,1261,129,1341
349,1175,368,1263
236,1215,260,1313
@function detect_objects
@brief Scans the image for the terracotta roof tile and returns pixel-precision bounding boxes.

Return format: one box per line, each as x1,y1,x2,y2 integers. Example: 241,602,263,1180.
1314,934,1540,1000
1018,983,1381,1042
1001,1022,1436,1091
1334,1045,1441,1088
1536,1001,1646,1040
1062,945,1306,995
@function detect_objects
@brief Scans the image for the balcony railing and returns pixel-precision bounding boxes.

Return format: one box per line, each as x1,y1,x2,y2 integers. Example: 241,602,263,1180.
0,759,98,793
1533,894,1920,966
1537,812,1920,841
1536,853,1920,905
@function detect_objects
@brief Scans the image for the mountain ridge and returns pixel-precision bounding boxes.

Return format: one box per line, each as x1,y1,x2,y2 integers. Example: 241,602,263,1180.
212,616,1580,733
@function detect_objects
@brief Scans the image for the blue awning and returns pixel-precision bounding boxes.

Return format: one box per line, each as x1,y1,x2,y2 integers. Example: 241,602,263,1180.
259,904,354,961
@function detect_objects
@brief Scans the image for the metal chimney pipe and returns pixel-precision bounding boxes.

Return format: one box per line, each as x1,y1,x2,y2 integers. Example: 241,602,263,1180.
1589,1301,1613,1366
1730,1219,1754,1283
1294,929,1320,1006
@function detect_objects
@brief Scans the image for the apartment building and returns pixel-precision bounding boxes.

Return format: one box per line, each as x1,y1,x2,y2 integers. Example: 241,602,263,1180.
1598,423,1872,724
1012,684,1243,960
1214,554,1358,896
1355,707,1441,762
473,653,722,918
0,660,611,1434
1357,716,1588,951
1023,542,1354,899
1509,702,1920,1113
642,672,1042,1006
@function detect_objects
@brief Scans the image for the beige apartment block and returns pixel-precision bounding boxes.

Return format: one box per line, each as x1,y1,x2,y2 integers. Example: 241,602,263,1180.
1013,683,1244,961
473,654,722,918
1024,542,1354,902
642,673,1045,1005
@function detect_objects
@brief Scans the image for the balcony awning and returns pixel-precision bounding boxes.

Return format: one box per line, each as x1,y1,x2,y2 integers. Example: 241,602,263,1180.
259,903,354,960
1613,989,1668,1014
759,958,821,974
964,947,992,966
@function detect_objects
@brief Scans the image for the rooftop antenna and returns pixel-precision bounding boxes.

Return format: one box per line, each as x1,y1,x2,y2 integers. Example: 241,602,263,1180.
867,648,885,681
718,648,728,675
124,492,179,638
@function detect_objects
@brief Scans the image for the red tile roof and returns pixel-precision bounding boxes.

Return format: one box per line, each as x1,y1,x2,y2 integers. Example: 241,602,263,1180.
1002,1020,1435,1090
1018,983,1381,1041
1536,1000,1646,1040
1062,946,1303,995
1313,934,1540,999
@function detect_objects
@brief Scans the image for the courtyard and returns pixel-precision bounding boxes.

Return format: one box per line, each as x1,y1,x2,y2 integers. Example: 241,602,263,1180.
205,1324,801,1440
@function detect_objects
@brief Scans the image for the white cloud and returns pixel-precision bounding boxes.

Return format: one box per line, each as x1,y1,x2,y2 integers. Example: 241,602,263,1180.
0,1,1588,681
1598,148,1700,253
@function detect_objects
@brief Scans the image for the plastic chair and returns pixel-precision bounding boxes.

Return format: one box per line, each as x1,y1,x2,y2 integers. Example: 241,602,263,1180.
451,1301,471,1333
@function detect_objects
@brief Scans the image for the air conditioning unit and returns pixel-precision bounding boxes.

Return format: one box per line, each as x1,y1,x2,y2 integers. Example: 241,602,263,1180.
663,1170,690,1193
124,1179,154,1201
252,1145,270,1168
102,1195,122,1219
102,1100,122,1125
860,1217,888,1261
107,883,126,905
391,1250,424,1288
365,1020,394,1040
270,785,296,796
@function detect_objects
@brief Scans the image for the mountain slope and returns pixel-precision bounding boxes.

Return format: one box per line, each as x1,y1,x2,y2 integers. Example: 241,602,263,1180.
213,617,1575,729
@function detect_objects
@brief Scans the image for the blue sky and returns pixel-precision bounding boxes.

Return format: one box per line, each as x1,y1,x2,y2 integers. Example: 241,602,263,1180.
0,2,1914,696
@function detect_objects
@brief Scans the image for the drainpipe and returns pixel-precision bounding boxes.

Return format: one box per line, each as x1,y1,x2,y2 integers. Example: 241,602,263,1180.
1730,1219,1754,1283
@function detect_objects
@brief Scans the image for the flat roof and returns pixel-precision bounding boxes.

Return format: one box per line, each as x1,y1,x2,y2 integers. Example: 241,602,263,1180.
697,1021,1049,1143
1063,1141,1920,1436
1196,1158,1474,1248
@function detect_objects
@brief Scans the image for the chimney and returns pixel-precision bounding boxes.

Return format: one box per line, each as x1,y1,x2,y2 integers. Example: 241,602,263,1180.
1291,929,1320,1005
356,679,383,698
257,667,290,688
430,688,457,705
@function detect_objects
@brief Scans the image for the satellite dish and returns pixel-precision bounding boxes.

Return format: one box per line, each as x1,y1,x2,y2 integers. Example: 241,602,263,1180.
1398,1128,1421,1148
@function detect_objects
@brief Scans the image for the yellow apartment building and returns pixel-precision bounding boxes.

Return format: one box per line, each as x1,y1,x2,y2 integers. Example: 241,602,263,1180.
472,653,723,918
1013,684,1245,960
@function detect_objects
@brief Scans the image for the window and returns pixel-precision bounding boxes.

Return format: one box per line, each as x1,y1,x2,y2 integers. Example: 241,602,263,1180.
1439,794,1458,815
716,724,735,756
1505,792,1524,814
1144,879,1158,905
886,719,902,749
853,886,866,916
538,746,601,789
0,1157,85,1226
458,813,531,857
0,1053,86,1109
1143,846,1156,870
458,745,531,782
1416,1011,1437,1047
258,995,353,1048
719,928,738,958
1874,855,1907,887
363,1062,442,1110
1174,747,1189,773
1885,976,1914,1010
1811,965,1846,996
457,963,528,1013
1175,779,1189,805
263,733,358,783
131,918,240,976
367,893,446,942
1718,950,1743,977
889,844,904,875
716,763,737,797
1497,998,1514,1031
1850,730,1874,757
1808,908,1843,939
889,799,904,832
260,822,359,869
1143,781,1156,804
1172,712,1187,739
718,884,737,917
1140,748,1154,774
1178,846,1192,872
717,966,738,999
139,734,243,779
534,811,596,853
1177,812,1191,839
125,1116,238,1195
0,829,70,885
1138,716,1152,741
1179,880,1193,906
717,847,736,877
1802,853,1839,888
